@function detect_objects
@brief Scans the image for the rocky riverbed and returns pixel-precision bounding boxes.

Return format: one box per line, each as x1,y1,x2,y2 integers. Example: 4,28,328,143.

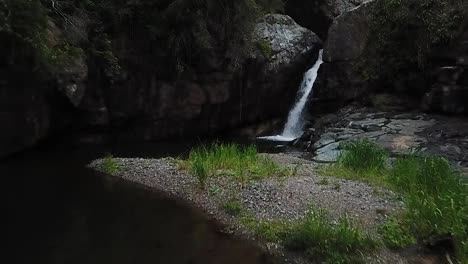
299,106,468,172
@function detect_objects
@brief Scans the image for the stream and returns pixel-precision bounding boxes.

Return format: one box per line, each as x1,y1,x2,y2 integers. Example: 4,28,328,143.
4,140,283,264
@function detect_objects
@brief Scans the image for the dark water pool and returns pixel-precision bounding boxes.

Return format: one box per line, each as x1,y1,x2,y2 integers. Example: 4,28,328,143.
3,139,285,264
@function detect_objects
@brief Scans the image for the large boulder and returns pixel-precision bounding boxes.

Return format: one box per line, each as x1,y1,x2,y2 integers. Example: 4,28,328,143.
313,0,468,115
285,0,369,38
422,33,468,114
313,1,374,109
255,14,322,72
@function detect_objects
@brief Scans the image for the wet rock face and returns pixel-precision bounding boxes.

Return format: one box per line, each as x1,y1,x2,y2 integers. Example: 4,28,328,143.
423,27,468,114
0,15,321,158
0,86,51,157
95,14,322,142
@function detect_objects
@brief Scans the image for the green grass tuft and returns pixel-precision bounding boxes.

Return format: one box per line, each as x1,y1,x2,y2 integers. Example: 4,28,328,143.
185,143,286,187
223,198,244,216
378,217,416,249
189,151,210,188
101,154,120,175
242,207,377,263
283,208,377,263
338,139,388,172
390,156,468,260
322,139,468,261
321,139,390,187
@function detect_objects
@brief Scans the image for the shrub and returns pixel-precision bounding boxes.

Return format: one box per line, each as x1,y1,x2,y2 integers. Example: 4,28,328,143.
365,0,468,85
0,0,48,71
117,0,285,75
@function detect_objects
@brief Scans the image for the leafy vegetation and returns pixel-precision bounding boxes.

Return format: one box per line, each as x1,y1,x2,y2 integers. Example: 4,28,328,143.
378,217,416,249
242,207,377,263
92,0,285,75
323,140,468,262
365,0,468,87
0,0,285,80
256,39,273,60
0,0,48,73
101,154,121,175
185,143,289,187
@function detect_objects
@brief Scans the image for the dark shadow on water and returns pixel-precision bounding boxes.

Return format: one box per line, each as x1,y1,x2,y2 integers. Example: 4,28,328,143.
3,140,282,264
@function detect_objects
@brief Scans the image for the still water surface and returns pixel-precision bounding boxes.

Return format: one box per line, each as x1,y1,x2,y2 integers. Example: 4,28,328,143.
4,140,283,264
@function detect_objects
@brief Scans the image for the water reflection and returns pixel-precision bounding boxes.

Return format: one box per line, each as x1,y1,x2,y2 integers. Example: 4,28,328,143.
4,141,281,264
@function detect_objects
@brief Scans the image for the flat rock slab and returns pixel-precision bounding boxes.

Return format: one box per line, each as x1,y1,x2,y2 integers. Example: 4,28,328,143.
311,108,437,162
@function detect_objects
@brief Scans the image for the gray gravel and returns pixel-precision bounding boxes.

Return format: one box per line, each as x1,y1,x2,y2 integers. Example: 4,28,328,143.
89,153,407,263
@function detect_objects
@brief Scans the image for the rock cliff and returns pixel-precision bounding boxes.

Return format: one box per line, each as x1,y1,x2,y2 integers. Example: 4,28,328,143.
0,13,321,158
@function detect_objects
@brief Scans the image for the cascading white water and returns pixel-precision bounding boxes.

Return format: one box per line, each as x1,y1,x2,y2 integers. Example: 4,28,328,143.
259,49,323,141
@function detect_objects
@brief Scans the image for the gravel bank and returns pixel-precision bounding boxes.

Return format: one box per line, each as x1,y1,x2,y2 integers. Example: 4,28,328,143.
89,154,407,263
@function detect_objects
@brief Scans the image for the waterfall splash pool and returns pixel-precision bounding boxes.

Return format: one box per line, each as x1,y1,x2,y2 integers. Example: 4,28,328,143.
259,49,323,142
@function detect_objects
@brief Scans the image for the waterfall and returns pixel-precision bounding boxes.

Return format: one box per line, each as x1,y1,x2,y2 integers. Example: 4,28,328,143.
259,49,323,141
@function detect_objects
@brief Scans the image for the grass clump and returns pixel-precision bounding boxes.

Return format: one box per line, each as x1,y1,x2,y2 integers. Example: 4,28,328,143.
338,139,388,172
241,215,289,243
323,139,468,261
101,154,120,175
284,208,377,263
223,198,244,216
189,151,210,188
379,217,416,249
390,156,468,260
242,207,377,263
186,143,286,187
322,139,389,187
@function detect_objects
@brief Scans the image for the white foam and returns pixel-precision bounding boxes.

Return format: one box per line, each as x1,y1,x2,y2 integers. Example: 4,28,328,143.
258,49,323,141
